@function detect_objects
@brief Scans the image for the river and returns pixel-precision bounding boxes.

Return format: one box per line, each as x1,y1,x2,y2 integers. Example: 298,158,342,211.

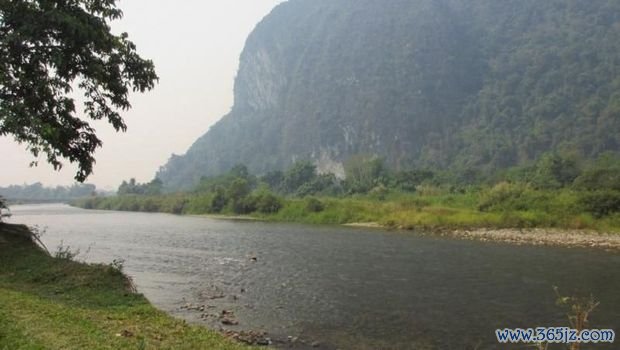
6,204,620,349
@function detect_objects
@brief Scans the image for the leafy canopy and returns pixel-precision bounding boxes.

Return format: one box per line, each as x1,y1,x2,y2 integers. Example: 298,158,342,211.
0,0,158,181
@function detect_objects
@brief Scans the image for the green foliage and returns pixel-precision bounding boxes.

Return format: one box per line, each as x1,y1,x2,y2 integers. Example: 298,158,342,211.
73,193,188,214
227,178,251,203
368,185,389,201
183,193,214,214
478,182,530,212
260,170,284,190
53,242,80,261
229,164,251,179
391,170,434,192
209,188,227,213
76,156,620,233
227,178,253,214
304,197,325,213
573,168,620,191
77,165,287,217
282,161,317,194
253,190,283,214
579,191,620,218
344,155,388,194
195,164,257,194
118,178,162,196
230,196,257,215
296,173,342,197
572,154,620,191
74,186,620,233
0,0,158,181
531,153,581,190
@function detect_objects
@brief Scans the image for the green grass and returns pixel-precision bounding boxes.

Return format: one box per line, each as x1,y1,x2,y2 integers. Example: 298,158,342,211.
0,223,254,350
255,190,620,232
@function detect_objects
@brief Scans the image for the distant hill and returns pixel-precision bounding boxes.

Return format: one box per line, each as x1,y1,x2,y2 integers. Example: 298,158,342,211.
158,0,620,190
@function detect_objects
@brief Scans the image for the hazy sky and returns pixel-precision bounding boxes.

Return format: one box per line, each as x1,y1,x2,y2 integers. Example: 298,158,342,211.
0,0,284,190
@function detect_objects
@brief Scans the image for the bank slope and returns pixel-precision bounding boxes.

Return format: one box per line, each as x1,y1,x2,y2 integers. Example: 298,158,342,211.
0,223,254,350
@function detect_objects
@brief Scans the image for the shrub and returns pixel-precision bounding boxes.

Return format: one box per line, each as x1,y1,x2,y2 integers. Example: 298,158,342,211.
169,198,187,214
369,185,389,201
141,198,159,212
255,192,283,214
579,191,620,218
210,188,227,213
54,242,80,260
231,196,257,214
184,194,213,214
478,182,528,212
573,168,620,191
305,197,325,212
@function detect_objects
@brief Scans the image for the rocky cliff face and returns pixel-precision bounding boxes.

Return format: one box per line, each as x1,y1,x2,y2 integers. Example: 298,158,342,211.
158,0,620,190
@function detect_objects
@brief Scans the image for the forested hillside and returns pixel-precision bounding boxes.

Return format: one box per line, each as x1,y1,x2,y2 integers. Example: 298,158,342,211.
158,0,620,190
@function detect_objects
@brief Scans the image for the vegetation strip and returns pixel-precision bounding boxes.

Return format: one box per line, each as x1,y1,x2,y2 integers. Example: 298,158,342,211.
72,154,620,251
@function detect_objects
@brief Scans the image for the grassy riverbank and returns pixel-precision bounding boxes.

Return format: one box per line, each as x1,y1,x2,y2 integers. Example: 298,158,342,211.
0,223,253,350
71,156,620,249
73,188,620,232
71,186,620,251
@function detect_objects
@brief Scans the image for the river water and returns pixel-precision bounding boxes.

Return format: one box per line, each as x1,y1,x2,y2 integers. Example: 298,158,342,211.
6,204,620,349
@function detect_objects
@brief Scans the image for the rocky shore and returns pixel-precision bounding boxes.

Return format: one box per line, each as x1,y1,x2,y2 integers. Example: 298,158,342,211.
345,222,620,251
435,228,620,251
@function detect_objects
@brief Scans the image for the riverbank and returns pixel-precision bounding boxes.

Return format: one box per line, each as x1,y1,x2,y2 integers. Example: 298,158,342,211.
343,222,620,250
71,189,620,251
0,223,255,350
431,227,620,251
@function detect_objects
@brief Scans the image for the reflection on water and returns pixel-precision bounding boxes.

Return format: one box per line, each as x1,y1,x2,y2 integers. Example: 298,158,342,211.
7,204,620,349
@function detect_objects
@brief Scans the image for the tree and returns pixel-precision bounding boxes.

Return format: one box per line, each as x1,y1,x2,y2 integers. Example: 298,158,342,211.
144,178,163,196
344,155,387,193
117,177,162,195
392,169,434,192
282,161,316,194
532,153,581,189
260,170,284,191
0,0,158,181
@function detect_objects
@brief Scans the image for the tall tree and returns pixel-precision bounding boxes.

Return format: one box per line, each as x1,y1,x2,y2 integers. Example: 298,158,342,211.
0,0,158,181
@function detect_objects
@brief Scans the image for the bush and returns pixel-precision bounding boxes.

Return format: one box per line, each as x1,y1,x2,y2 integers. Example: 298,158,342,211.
141,198,159,212
210,189,227,213
573,168,620,191
255,192,283,214
169,198,187,214
184,194,213,214
478,182,528,212
305,197,325,212
579,191,620,218
231,196,257,214
369,185,389,201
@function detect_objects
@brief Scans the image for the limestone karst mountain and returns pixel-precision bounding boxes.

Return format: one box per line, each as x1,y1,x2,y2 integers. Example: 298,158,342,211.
158,0,620,190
